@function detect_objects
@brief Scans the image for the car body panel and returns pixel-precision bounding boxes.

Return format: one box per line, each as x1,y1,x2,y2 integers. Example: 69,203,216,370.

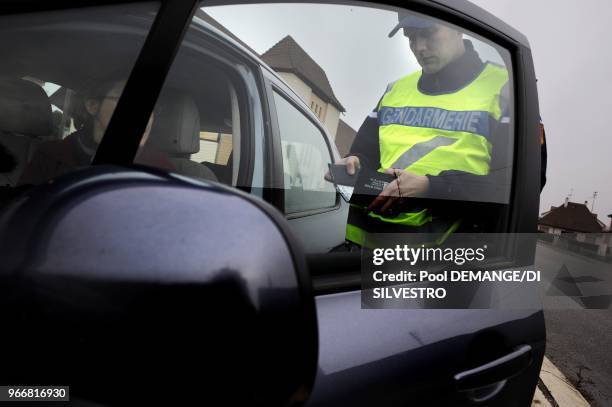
308,291,544,406
0,165,318,405
0,1,545,405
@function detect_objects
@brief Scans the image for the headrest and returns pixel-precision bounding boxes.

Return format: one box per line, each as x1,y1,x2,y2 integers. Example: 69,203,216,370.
148,91,200,155
0,78,53,138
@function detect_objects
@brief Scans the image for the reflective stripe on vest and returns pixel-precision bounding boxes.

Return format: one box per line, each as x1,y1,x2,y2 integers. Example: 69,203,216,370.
346,213,462,248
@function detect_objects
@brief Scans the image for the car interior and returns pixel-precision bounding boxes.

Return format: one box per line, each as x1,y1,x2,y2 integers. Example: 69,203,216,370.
0,4,516,240
151,55,241,186
0,78,55,187
0,9,243,202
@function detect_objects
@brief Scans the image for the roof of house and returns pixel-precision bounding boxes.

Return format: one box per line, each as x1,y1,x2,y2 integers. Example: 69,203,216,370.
334,119,357,157
539,201,606,233
261,35,345,112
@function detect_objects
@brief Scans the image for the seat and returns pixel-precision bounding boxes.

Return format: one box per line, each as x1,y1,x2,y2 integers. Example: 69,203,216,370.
147,90,217,182
0,78,53,186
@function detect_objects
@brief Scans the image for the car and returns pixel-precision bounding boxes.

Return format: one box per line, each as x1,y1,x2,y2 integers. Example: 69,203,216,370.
0,0,545,405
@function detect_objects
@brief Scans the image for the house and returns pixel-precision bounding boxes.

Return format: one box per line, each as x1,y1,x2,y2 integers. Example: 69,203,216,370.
539,198,610,256
194,11,358,159
334,119,358,157
539,198,606,235
261,35,346,138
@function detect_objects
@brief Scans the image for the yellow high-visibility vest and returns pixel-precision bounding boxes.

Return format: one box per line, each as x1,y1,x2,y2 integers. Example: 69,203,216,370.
346,63,508,246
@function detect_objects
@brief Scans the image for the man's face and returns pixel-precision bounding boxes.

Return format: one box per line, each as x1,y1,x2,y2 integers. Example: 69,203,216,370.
404,24,464,74
92,82,122,143
86,81,153,146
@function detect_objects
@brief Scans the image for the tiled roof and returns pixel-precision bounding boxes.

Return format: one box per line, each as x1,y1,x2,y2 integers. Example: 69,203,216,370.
194,13,345,113
261,35,345,112
334,119,357,157
539,201,605,233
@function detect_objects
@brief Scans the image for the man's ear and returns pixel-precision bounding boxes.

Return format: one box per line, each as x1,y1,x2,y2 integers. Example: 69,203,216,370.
84,99,100,116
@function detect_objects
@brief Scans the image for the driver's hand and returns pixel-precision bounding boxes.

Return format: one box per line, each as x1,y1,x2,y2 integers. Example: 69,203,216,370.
324,155,361,182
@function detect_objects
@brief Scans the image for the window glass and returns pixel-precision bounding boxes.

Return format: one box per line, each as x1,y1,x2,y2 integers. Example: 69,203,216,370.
191,131,233,165
202,3,515,265
141,9,262,188
0,3,158,188
273,91,336,213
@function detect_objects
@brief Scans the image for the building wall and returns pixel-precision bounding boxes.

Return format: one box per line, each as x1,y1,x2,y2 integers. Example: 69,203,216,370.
191,132,232,165
323,104,340,141
278,72,311,104
278,72,340,139
308,91,340,139
216,134,233,164
310,92,327,122
538,225,563,235
596,233,612,256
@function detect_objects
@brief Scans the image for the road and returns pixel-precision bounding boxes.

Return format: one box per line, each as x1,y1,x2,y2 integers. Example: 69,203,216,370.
535,242,612,407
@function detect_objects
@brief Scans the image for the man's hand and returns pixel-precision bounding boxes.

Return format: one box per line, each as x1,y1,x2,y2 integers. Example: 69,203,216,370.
324,155,361,182
367,168,429,214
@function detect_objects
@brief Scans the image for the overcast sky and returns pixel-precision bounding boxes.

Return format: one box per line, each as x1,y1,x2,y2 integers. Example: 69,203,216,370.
205,1,612,225
468,0,612,224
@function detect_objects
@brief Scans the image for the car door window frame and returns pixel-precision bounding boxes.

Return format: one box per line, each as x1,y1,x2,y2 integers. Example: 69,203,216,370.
196,0,540,237
178,19,272,191
264,75,341,218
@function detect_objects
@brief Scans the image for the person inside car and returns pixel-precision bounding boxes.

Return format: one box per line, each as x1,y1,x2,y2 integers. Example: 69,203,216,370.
19,79,173,185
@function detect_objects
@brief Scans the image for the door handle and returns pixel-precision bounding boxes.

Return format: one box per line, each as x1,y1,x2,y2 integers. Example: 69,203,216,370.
454,344,533,392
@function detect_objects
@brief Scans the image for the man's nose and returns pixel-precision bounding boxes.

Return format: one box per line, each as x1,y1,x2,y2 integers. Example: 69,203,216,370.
412,35,428,52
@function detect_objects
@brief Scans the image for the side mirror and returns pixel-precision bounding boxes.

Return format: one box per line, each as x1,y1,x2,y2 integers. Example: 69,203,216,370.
0,166,318,406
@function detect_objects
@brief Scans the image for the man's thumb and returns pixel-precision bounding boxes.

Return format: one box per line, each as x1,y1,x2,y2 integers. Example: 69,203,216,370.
346,160,355,175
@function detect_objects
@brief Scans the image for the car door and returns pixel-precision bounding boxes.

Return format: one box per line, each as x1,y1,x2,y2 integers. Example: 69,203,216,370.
0,4,319,404
0,1,545,405
233,2,545,405
263,71,349,254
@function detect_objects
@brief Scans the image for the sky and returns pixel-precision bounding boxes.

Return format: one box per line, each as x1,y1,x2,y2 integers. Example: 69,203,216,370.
204,1,612,226
468,0,612,224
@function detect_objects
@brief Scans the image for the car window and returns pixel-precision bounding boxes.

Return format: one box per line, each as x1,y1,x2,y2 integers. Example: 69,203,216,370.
139,10,265,189
0,2,518,283
142,74,238,186
201,3,516,280
272,90,336,214
0,3,159,190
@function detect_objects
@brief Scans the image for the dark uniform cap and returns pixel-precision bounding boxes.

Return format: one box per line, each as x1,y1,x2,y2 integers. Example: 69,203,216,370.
388,12,435,38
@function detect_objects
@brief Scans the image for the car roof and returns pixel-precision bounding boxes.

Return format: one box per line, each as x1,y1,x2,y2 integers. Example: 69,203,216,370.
198,0,530,48
191,12,324,127
191,12,290,87
432,0,529,47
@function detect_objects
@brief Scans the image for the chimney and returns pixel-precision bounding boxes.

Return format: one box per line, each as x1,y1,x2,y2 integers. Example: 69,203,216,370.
564,197,569,207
